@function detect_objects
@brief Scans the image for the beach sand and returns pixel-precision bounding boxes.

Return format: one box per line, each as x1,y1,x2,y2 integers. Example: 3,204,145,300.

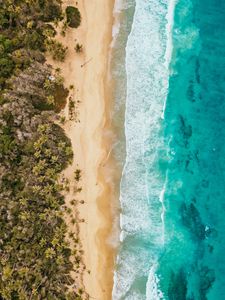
47,0,117,299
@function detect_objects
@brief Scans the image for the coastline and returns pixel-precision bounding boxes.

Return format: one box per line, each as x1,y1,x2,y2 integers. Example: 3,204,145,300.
47,0,116,299
80,1,116,299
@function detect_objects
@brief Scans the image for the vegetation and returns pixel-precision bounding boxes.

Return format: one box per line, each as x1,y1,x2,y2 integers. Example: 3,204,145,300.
45,39,68,62
74,169,82,182
69,97,76,120
0,0,86,299
0,0,64,90
75,43,83,53
66,6,81,28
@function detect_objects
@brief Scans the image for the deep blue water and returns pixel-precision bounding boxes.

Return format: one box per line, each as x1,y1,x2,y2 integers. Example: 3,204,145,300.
113,0,225,299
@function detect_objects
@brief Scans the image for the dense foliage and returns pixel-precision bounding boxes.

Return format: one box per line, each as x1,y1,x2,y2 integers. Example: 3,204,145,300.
66,6,81,28
0,0,70,90
0,0,84,299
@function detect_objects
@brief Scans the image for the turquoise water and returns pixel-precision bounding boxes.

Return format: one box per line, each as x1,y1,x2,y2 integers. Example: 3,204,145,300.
113,0,225,299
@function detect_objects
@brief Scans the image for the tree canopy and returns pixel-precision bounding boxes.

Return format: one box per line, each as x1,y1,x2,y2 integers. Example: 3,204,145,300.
0,0,86,299
66,6,81,28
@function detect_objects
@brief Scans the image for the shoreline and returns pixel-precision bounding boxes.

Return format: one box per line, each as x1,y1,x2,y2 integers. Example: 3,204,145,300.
47,0,117,299
80,1,117,298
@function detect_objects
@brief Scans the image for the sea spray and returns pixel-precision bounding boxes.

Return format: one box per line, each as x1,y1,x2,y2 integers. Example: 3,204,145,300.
109,0,136,275
113,0,225,298
146,264,164,300
162,0,176,119
113,0,174,298
110,0,135,169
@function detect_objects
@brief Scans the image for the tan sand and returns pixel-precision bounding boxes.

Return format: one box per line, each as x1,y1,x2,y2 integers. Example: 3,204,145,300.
47,0,117,299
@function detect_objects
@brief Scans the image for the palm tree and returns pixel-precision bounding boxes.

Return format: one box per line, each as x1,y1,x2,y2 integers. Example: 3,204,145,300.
75,43,83,53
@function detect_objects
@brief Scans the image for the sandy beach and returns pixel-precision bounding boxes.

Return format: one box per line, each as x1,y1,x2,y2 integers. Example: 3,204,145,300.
47,0,116,299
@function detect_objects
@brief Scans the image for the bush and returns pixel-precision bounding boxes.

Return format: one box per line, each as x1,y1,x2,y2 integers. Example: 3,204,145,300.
45,39,68,61
75,43,83,53
0,57,14,78
66,6,81,28
24,31,45,51
41,2,63,22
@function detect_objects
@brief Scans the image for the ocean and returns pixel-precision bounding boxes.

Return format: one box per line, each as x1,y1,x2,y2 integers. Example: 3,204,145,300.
112,0,225,299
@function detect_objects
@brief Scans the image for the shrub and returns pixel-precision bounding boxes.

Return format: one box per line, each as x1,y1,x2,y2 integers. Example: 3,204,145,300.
74,169,81,181
41,2,63,22
24,31,45,51
0,57,14,78
45,39,68,61
75,43,83,53
66,6,81,28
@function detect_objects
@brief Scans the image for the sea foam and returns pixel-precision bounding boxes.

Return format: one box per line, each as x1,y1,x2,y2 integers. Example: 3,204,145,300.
112,0,175,299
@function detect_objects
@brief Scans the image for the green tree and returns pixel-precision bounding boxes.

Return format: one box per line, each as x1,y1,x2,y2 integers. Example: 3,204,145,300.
66,6,81,28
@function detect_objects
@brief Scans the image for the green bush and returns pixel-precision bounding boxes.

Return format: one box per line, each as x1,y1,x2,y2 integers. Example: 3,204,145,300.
0,57,14,78
45,39,68,61
0,133,15,156
66,6,81,28
24,30,45,51
41,3,63,22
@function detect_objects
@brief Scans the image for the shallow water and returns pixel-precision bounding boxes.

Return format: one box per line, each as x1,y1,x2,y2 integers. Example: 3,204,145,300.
112,0,225,299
